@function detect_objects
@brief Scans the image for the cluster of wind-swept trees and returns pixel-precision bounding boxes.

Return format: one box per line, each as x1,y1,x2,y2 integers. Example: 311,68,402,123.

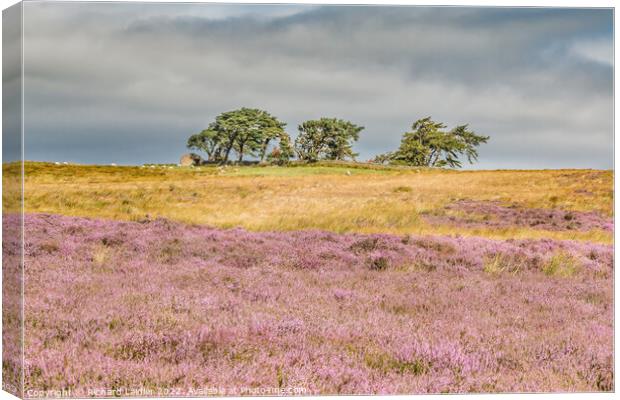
373,117,489,168
187,108,489,168
186,108,293,164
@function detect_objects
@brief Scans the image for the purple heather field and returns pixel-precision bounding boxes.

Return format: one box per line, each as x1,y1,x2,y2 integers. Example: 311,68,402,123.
9,212,613,394
423,200,614,232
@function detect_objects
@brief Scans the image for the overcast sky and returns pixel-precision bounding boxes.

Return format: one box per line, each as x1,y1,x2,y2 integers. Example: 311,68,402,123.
18,3,613,169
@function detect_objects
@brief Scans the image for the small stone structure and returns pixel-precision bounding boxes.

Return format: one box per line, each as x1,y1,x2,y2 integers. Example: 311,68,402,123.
180,153,203,166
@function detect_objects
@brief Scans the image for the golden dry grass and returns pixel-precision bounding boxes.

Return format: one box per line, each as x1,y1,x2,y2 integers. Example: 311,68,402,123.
5,161,613,243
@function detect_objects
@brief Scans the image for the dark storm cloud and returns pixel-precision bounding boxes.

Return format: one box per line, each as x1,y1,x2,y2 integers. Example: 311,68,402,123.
21,3,612,168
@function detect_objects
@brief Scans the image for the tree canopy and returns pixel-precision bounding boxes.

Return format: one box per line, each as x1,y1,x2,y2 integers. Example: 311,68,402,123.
294,118,364,162
385,117,488,168
187,108,290,163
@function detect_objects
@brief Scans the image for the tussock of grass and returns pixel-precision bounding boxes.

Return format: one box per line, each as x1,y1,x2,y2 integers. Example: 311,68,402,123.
91,244,111,267
393,185,413,193
364,351,429,376
542,252,581,277
483,254,522,275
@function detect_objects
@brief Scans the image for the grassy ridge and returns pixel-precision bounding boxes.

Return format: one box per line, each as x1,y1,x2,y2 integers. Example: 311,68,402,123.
5,161,613,242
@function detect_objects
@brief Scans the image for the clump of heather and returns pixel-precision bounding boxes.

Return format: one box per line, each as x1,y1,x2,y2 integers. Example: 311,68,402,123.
423,200,613,232
14,213,613,395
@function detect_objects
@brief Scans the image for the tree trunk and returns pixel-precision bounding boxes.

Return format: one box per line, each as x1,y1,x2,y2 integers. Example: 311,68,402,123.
213,147,223,163
260,139,271,162
427,149,436,166
237,142,244,162
223,133,237,163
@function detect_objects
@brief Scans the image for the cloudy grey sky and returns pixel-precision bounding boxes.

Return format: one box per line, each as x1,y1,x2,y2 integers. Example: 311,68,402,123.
19,2,613,169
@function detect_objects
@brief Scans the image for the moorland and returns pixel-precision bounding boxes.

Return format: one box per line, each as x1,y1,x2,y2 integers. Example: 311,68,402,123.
2,161,614,394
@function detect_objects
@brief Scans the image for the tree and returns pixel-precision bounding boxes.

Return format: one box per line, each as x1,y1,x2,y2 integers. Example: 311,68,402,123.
186,128,225,162
188,108,287,163
390,117,488,168
254,115,289,163
228,108,287,162
295,118,364,162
